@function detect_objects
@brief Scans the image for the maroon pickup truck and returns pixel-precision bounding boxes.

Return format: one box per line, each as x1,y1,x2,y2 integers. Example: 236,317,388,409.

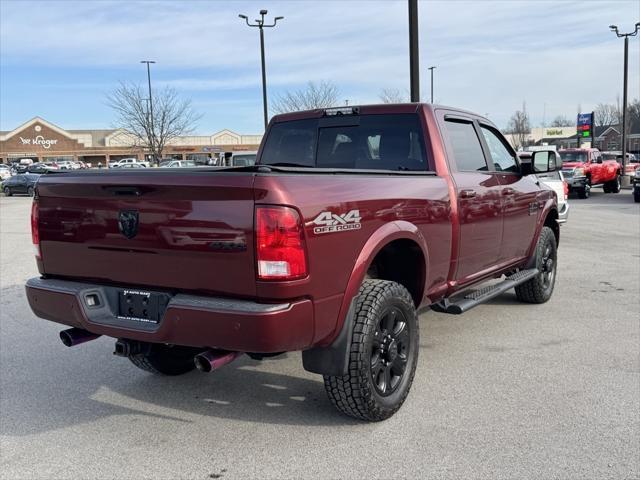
26,104,559,421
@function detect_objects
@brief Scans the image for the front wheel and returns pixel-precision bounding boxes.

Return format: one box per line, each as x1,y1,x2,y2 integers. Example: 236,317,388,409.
128,344,202,375
577,182,590,199
634,189,640,203
323,279,419,421
3,186,11,196
515,226,557,304
27,186,34,197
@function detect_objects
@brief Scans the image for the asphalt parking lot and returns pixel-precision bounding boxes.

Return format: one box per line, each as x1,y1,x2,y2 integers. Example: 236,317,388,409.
1,190,638,480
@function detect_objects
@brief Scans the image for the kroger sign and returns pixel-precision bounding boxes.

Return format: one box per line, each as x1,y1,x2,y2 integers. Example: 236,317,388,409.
19,135,59,149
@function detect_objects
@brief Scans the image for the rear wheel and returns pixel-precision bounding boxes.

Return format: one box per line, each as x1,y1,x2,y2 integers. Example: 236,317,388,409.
634,190,640,203
515,226,557,304
128,344,201,375
3,186,11,196
27,186,34,197
609,175,621,193
323,279,419,421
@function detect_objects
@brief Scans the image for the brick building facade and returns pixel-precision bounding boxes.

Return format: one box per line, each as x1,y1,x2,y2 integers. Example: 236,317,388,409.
0,117,262,165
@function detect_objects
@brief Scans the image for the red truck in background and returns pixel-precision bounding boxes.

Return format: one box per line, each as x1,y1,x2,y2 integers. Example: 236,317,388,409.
26,104,559,421
559,148,622,199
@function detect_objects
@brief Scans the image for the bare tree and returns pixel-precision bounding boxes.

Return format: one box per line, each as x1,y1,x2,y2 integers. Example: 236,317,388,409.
271,81,340,114
505,103,531,150
594,102,621,126
106,82,201,164
379,88,408,103
627,98,640,133
549,115,572,127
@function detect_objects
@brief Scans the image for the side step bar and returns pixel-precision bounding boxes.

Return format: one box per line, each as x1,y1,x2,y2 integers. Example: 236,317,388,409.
433,269,539,315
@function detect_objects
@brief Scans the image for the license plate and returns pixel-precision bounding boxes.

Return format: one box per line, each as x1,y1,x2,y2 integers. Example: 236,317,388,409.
117,289,170,324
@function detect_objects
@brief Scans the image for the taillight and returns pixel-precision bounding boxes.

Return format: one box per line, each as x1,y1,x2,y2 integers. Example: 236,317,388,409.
563,180,569,198
256,206,307,280
31,199,41,259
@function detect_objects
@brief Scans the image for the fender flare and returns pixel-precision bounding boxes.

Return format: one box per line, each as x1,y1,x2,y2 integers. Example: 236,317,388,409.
302,221,429,375
526,199,558,263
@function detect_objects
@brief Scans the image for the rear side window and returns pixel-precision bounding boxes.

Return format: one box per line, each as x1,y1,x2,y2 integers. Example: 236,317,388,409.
260,119,316,167
445,120,487,171
480,126,519,172
261,114,428,171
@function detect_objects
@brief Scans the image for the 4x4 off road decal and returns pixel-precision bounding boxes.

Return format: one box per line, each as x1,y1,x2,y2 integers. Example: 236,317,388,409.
312,209,362,235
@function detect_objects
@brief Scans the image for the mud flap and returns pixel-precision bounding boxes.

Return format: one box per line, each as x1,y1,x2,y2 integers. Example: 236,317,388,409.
302,296,358,376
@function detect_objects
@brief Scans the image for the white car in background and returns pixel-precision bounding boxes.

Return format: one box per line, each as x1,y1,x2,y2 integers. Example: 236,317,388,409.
230,151,257,167
0,164,11,180
518,150,569,224
110,158,150,168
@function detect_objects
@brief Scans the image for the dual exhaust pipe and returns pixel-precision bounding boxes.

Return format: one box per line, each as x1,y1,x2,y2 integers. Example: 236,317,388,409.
60,328,242,373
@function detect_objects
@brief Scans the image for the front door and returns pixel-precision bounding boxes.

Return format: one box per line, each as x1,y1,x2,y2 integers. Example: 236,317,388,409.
442,118,503,284
478,125,540,263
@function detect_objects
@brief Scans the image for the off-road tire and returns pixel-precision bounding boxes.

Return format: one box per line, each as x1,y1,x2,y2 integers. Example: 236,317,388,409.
609,175,621,193
515,226,557,304
128,344,201,375
3,187,11,196
323,279,419,421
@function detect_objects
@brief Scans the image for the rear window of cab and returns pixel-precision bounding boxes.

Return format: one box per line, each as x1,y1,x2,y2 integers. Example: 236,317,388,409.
260,114,430,171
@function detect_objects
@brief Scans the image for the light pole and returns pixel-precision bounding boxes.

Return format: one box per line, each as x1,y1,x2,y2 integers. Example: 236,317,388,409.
239,10,283,130
428,66,436,103
609,23,639,178
140,60,156,164
408,0,420,102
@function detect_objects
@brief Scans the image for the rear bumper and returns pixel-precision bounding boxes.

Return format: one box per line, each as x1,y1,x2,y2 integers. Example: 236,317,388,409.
557,201,569,224
25,277,314,353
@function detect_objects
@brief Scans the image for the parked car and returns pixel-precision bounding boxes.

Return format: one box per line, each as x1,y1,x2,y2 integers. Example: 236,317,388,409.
119,163,145,169
633,168,640,203
518,151,569,223
559,148,621,198
26,103,560,421
159,160,197,168
27,163,57,174
0,164,11,181
110,158,150,168
2,173,40,196
230,151,257,167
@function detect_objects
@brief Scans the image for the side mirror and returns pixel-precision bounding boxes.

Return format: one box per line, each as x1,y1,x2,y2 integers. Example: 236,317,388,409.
531,151,557,173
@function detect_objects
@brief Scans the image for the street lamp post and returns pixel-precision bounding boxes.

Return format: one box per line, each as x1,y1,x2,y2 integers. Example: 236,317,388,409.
239,10,284,130
428,66,436,103
140,60,156,164
408,0,420,102
609,23,639,179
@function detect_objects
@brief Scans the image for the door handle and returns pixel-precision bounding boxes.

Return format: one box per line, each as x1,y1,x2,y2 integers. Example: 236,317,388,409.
502,187,516,196
460,189,476,199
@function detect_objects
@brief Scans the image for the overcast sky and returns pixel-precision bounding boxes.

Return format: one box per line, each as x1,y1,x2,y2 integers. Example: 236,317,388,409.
1,0,638,134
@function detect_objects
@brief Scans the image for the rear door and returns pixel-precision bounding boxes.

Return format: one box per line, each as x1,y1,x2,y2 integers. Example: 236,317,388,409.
478,125,540,263
442,117,503,283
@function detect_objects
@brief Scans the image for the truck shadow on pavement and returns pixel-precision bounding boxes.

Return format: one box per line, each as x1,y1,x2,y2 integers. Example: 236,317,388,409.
0,284,362,436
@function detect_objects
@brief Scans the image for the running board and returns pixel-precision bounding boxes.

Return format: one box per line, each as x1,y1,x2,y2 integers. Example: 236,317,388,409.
433,269,539,315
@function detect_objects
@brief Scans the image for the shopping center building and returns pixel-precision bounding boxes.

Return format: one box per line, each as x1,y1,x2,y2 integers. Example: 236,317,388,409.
0,117,263,165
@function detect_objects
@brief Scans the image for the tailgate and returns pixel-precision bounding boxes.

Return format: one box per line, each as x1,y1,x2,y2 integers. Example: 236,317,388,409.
36,171,257,297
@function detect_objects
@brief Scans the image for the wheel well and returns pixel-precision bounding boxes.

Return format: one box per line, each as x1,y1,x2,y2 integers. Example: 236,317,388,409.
544,209,559,246
366,239,425,307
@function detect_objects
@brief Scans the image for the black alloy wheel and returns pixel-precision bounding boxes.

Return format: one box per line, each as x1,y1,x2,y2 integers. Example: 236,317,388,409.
370,307,410,396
